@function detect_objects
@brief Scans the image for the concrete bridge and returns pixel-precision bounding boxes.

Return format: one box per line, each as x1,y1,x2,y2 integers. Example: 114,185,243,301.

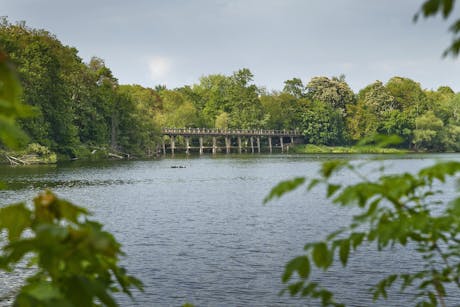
161,128,302,155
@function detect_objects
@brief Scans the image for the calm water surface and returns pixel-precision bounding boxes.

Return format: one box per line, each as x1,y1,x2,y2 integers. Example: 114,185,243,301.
0,154,459,306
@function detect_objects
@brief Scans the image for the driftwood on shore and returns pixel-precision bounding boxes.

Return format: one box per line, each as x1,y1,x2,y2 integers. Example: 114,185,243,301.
108,150,131,159
108,152,124,159
90,146,131,160
4,154,28,165
3,153,57,165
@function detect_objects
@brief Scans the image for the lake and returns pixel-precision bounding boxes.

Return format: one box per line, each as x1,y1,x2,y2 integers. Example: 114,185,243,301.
1,153,459,306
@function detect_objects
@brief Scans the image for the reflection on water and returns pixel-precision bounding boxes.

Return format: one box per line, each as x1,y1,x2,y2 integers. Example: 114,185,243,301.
0,153,459,306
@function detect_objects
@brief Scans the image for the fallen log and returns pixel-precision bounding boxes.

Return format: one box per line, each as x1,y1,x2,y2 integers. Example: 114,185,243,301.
5,154,28,165
108,153,124,159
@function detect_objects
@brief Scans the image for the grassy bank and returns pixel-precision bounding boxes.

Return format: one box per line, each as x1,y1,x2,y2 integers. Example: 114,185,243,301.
1,143,57,165
291,144,409,154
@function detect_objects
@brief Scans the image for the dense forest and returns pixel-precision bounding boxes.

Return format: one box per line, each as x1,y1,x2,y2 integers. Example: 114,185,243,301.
0,19,459,159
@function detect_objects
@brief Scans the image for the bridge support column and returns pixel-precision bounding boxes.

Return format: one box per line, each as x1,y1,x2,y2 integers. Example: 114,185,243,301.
171,136,175,155
268,137,272,153
199,136,204,155
185,136,190,155
290,136,294,145
250,137,254,153
238,137,242,154
280,137,284,153
162,137,166,155
225,137,231,154
256,137,260,153
212,137,217,154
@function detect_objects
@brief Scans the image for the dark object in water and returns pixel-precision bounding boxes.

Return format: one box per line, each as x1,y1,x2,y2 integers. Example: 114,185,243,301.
170,165,186,169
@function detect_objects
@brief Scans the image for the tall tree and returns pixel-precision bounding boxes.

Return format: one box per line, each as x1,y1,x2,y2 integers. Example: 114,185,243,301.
300,100,347,146
305,76,355,112
283,78,305,99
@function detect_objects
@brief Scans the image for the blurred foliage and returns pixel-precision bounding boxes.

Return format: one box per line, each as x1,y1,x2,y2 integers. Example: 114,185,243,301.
0,49,32,149
415,0,460,56
1,39,142,307
0,191,143,306
265,157,460,306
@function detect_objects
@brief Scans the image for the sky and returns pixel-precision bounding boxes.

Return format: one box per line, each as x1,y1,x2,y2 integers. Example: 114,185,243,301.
1,0,459,92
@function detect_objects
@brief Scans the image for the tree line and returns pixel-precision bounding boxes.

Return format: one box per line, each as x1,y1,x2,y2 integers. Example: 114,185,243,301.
1,18,459,158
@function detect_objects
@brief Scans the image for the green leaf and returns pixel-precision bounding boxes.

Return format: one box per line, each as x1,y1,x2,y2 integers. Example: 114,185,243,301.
55,198,89,223
1,238,37,267
0,202,31,240
282,256,310,282
287,281,304,296
350,232,365,249
312,242,331,269
263,177,305,203
418,161,460,183
19,281,64,301
339,239,350,266
307,178,321,191
0,51,33,149
320,161,347,178
327,184,341,198
300,282,318,297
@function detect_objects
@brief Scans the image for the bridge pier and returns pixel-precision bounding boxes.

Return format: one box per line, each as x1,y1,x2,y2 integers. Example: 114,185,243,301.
238,137,242,154
268,137,272,153
250,137,254,153
162,138,166,155
199,136,203,155
212,137,217,154
185,136,190,155
280,137,284,153
225,137,231,154
256,137,261,153
171,136,175,155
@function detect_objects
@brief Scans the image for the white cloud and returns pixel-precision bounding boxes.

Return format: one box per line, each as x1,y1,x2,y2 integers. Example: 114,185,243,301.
148,56,172,84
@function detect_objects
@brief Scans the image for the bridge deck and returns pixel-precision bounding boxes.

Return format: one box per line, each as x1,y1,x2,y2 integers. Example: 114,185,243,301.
162,128,300,137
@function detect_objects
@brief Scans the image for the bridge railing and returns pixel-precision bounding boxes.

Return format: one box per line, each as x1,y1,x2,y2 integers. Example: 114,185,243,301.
161,128,301,136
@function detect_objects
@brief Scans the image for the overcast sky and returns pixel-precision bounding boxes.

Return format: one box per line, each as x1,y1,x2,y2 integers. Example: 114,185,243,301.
1,0,459,92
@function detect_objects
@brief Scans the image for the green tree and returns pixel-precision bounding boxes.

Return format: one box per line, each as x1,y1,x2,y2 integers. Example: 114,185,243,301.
305,76,355,112
0,19,80,152
260,92,306,130
0,19,162,158
192,73,232,127
283,78,306,99
215,111,230,129
385,77,428,114
226,68,264,129
300,100,347,145
191,68,264,129
346,81,398,141
155,90,199,128
439,93,460,151
119,85,161,155
0,49,142,306
413,111,444,151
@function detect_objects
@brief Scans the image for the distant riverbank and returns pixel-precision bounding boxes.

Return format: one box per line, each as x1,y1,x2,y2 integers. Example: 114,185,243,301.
291,144,409,154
